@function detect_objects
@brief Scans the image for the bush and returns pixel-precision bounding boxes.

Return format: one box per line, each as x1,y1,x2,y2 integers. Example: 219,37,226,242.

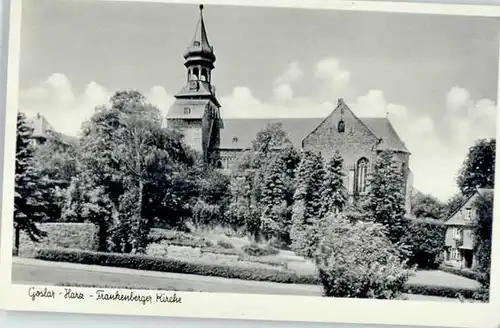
439,265,483,281
200,246,240,256
14,222,99,257
404,284,478,299
242,243,279,257
35,248,318,284
400,217,446,269
216,240,234,249
313,215,415,299
147,229,213,248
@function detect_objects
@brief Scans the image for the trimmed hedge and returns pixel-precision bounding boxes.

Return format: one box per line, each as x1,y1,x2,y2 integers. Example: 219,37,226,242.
439,265,482,282
200,246,240,256
404,284,478,299
35,248,480,300
15,223,99,258
35,248,318,285
243,243,279,257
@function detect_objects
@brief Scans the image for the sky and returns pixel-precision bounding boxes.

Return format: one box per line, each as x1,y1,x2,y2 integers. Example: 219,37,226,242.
17,0,500,201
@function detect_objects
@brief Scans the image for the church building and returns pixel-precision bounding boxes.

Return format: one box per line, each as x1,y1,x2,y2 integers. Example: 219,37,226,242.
167,5,413,212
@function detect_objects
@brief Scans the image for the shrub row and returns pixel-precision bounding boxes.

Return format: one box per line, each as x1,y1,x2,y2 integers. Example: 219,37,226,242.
35,248,318,285
242,243,279,257
439,265,482,281
36,248,480,300
200,246,240,256
404,284,478,300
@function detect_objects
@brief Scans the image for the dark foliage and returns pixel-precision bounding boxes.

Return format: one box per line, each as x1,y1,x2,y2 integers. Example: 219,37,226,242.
457,138,495,195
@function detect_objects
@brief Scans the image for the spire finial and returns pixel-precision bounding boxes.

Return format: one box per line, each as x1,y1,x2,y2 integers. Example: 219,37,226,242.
199,4,204,11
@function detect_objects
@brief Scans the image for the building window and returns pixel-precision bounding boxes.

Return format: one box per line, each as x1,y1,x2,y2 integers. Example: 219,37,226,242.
356,157,369,193
232,136,238,143
450,248,461,261
184,107,191,114
337,119,345,133
465,208,472,220
193,41,200,46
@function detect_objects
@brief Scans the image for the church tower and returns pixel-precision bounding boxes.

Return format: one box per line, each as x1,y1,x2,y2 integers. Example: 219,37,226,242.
166,4,222,164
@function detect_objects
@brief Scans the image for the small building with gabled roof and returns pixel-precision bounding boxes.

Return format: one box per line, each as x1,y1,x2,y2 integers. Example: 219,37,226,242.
443,187,493,270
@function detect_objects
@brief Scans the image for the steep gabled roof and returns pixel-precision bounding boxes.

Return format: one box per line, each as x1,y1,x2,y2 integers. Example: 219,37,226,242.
218,115,409,154
28,114,54,139
362,117,410,153
445,187,494,225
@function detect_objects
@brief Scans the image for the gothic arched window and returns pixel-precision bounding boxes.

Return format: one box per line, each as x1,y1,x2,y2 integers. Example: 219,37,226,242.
356,157,369,194
338,119,345,133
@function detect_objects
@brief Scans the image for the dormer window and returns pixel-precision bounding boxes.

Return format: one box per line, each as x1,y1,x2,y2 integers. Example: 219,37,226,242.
232,136,238,143
193,41,200,46
184,107,191,115
338,119,345,133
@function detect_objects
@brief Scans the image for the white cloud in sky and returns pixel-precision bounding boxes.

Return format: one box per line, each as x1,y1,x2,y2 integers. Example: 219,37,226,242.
19,58,497,202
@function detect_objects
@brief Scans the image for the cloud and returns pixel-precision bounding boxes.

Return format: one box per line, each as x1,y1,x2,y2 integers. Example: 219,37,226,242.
314,57,351,98
349,87,497,201
272,62,303,104
19,73,175,136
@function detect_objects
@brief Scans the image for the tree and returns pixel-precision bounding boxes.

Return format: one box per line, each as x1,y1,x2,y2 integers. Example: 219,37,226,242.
260,155,288,240
411,190,446,219
313,214,415,299
362,151,407,244
13,112,49,255
290,150,325,257
74,90,195,253
400,217,446,269
443,193,467,218
472,191,493,285
228,123,299,243
319,150,347,218
457,138,495,195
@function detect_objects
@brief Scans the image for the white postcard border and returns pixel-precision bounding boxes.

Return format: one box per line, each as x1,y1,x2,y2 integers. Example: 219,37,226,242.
1,1,500,327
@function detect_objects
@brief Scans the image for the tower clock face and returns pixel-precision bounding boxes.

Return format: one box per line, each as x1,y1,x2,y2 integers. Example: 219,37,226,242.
190,81,198,90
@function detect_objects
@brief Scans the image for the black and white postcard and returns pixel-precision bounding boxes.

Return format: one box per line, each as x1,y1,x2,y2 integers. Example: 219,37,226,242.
1,0,500,327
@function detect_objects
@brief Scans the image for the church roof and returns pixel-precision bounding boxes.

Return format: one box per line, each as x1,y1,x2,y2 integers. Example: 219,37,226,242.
218,116,409,153
183,5,215,62
362,117,409,153
219,118,323,149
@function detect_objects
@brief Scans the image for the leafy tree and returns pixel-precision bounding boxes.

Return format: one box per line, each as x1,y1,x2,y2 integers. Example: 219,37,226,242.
313,214,415,299
74,90,195,253
472,191,493,286
260,155,288,240
290,150,325,257
362,151,407,244
400,217,446,269
34,133,78,183
319,150,347,218
228,123,299,243
410,190,446,219
443,192,467,219
13,112,48,255
457,138,495,195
